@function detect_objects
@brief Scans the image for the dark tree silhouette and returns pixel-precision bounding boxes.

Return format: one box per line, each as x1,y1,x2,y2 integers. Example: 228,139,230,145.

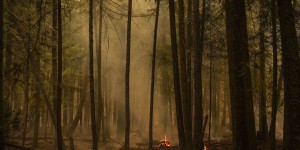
0,0,4,149
168,0,186,149
269,0,278,148
89,0,98,149
193,0,205,149
149,0,160,149
97,0,104,142
56,0,64,149
177,0,192,148
125,0,132,149
51,0,58,133
278,0,300,149
225,0,257,149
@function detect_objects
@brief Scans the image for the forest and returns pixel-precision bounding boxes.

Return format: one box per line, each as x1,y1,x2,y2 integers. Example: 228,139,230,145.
0,0,300,149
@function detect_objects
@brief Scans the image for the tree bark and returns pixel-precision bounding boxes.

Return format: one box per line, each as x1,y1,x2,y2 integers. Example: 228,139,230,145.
177,0,192,148
33,58,41,148
168,0,186,149
0,0,4,148
193,0,205,149
186,0,193,143
57,0,64,148
33,88,40,148
258,1,268,141
225,0,257,149
97,0,104,142
125,0,132,149
22,45,30,148
89,0,98,149
269,0,278,148
277,0,300,149
52,0,58,137
149,0,160,148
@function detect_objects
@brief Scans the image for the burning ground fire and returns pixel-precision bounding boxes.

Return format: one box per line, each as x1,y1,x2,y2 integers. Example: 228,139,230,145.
158,135,171,147
158,135,208,150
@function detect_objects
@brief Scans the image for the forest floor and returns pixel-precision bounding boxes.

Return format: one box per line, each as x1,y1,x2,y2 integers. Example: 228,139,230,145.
2,129,283,150
2,137,283,150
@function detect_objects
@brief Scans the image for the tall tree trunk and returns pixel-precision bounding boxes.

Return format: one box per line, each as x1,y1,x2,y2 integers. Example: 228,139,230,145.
97,0,104,142
225,0,257,149
63,89,68,127
52,0,57,131
168,0,186,149
278,0,300,149
68,87,74,126
149,0,160,148
44,109,49,139
258,1,268,141
186,0,192,141
177,0,192,148
4,32,11,113
89,0,98,149
193,0,205,149
222,73,227,127
57,0,64,149
51,0,58,146
22,54,30,147
0,0,4,148
33,87,41,148
208,33,213,142
33,57,41,148
52,0,58,145
125,0,132,149
269,0,278,148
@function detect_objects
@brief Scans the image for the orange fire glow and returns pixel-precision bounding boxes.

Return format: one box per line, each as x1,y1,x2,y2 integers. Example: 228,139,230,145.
158,135,171,147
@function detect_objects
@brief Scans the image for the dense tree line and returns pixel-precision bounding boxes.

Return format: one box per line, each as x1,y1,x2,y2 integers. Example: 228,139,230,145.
0,0,299,150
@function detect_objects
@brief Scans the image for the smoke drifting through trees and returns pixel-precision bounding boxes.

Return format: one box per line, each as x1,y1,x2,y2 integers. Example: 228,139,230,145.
0,0,299,149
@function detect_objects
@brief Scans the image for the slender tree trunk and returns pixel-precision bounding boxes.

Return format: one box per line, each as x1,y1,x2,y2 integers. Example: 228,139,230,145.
89,0,98,149
125,0,132,149
56,0,64,148
97,0,104,142
63,89,68,127
149,0,160,148
33,58,41,147
225,0,257,149
277,0,300,149
68,87,74,126
67,77,88,136
258,3,268,141
222,73,227,127
22,51,30,148
269,0,278,148
208,32,212,143
168,0,186,149
44,109,49,139
4,32,11,113
186,0,193,142
177,0,192,148
0,0,4,148
51,0,58,145
33,92,40,148
193,0,205,149
52,0,57,131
